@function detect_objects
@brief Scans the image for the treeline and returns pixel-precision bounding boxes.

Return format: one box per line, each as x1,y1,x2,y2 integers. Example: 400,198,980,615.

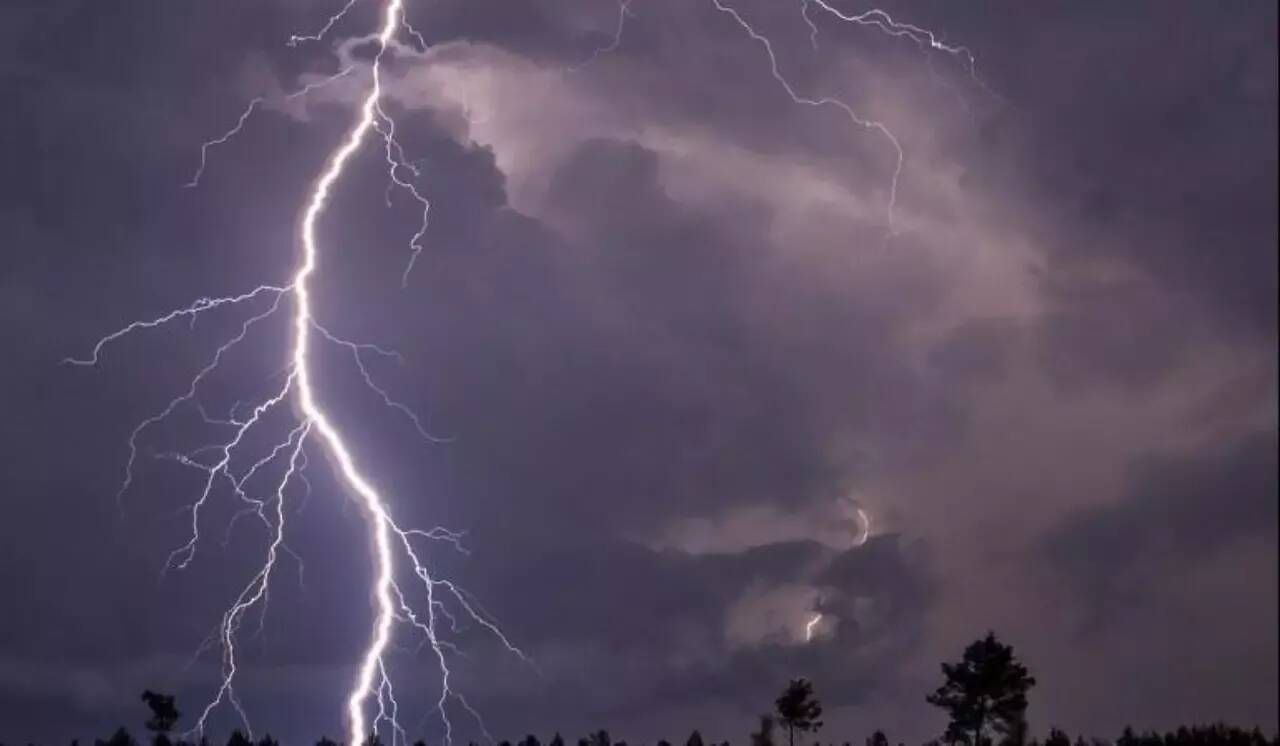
6,634,1276,746
25,722,1277,746
1037,725,1278,746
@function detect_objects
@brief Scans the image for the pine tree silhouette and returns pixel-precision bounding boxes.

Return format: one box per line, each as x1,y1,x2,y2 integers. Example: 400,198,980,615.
927,632,1035,746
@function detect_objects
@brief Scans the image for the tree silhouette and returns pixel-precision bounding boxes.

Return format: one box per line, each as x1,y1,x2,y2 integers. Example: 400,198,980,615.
1003,718,1030,746
944,723,972,746
926,632,1036,746
13,670,1280,746
775,678,824,746
140,692,180,743
98,728,137,746
751,715,777,746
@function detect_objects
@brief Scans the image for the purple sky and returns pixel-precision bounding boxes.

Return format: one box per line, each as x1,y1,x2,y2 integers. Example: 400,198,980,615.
0,1,1276,744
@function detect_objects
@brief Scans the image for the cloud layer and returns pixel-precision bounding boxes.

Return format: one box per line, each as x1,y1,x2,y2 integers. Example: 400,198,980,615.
0,1,1275,743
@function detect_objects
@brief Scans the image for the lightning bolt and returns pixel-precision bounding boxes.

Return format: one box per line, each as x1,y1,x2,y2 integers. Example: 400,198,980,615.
804,612,823,643
801,0,980,77
569,0,636,72
709,0,905,231
288,0,363,48
853,506,871,547
710,0,986,234
70,0,973,741
69,1,523,743
186,99,264,189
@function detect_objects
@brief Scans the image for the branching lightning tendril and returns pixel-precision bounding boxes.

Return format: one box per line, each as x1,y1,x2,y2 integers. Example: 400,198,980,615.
713,0,987,233
569,0,635,72
71,1,521,743
69,0,975,741
710,0,908,230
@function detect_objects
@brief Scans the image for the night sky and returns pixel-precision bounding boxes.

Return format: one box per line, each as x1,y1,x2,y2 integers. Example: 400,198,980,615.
1,1,1277,744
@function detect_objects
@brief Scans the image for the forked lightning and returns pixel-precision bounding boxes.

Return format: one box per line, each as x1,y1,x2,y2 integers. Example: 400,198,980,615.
69,0,976,742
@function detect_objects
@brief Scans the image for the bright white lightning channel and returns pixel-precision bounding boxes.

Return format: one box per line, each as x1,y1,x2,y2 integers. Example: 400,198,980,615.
70,1,524,744
804,612,823,643
69,0,975,741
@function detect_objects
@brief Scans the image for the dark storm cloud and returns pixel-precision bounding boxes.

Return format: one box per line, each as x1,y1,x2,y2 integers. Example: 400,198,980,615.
1,1,1276,744
349,128,960,545
925,318,1020,387
1031,431,1278,733
1034,269,1192,392
451,533,932,738
470,534,927,650
1046,430,1278,615
979,3,1278,338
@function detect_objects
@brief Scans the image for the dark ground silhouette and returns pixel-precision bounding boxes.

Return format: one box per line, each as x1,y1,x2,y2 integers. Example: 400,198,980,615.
5,634,1276,746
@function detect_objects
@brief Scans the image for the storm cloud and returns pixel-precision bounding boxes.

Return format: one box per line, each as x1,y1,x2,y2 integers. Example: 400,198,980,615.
1,1,1275,744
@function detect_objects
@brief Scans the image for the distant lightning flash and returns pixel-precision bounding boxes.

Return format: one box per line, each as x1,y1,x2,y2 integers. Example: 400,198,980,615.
712,0,985,234
288,0,363,48
569,0,635,72
70,0,973,741
801,0,979,76
709,0,905,231
70,0,522,743
804,612,823,643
